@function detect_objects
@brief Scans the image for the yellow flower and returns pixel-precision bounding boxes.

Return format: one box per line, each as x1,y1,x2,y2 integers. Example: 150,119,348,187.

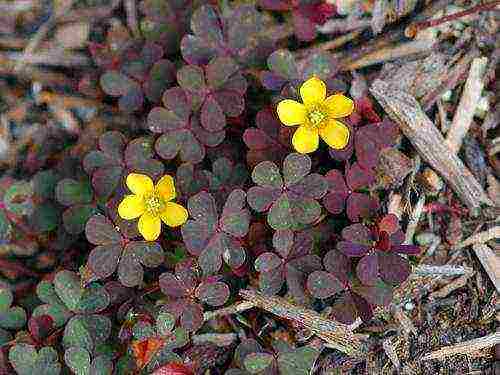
118,173,188,241
277,76,354,154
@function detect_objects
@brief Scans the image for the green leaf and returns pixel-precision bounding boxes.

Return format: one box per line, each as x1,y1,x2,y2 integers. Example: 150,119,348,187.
32,304,72,328
268,49,299,80
243,352,274,373
277,347,319,375
0,288,27,329
252,161,282,188
3,181,34,216
156,312,175,336
9,344,61,375
54,271,83,311
63,315,111,352
177,65,206,93
64,347,91,375
55,179,93,206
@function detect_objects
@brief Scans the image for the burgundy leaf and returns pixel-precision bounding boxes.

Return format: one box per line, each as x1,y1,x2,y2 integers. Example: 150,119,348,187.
356,253,379,285
337,241,370,257
201,96,226,132
341,223,372,243
307,270,343,299
323,250,351,284
272,229,294,258
195,281,230,307
346,193,379,222
378,253,410,284
254,252,283,273
346,162,375,190
85,214,121,245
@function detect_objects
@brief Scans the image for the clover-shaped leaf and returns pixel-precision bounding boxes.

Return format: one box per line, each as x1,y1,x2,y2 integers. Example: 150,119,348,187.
9,344,61,375
85,214,165,287
248,153,328,230
182,190,249,275
177,57,247,135
255,230,320,303
243,107,293,168
322,163,379,222
152,87,224,164
159,260,230,332
0,288,27,329
262,49,338,92
181,4,269,67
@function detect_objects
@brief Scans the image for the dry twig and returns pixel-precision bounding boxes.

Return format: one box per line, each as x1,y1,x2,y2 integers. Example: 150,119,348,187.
203,301,255,322
472,244,500,294
239,289,364,356
446,57,489,154
421,331,500,360
455,226,500,249
370,79,492,211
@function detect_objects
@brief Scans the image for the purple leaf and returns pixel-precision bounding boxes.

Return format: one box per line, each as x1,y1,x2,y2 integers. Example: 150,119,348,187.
272,229,294,258
356,253,379,285
283,153,311,186
378,253,410,284
195,281,229,307
288,173,328,199
346,193,379,222
159,272,189,298
292,9,316,41
323,250,351,284
254,252,283,273
346,163,376,190
341,223,372,243
85,214,121,245
180,302,204,332
213,90,245,117
201,96,226,132
307,271,343,299
259,269,284,295
87,244,121,280
337,241,370,257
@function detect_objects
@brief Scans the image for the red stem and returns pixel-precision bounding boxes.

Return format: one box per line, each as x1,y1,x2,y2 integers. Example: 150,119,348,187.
406,0,500,37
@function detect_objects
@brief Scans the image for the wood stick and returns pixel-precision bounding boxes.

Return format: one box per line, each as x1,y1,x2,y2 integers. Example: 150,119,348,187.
413,264,472,277
421,331,500,360
342,39,435,71
472,244,500,294
421,49,479,111
405,195,425,244
369,79,492,211
455,226,500,249
203,301,255,321
446,57,488,154
239,289,364,356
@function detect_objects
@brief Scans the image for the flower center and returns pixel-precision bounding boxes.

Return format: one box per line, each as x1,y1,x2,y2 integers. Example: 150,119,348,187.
308,109,327,126
144,192,165,217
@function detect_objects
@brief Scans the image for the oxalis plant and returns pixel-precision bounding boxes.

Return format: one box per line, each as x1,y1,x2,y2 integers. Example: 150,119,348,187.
0,2,423,375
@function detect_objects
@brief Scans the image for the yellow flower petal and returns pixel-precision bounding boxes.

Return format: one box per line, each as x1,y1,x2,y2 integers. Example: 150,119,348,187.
126,173,154,196
138,212,162,241
277,100,307,126
300,76,326,108
118,194,145,220
320,120,350,150
324,94,354,118
292,125,320,154
156,174,176,202
161,202,188,227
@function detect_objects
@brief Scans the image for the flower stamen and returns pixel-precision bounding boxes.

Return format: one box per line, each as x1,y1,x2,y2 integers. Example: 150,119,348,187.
308,109,327,126
144,193,165,217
